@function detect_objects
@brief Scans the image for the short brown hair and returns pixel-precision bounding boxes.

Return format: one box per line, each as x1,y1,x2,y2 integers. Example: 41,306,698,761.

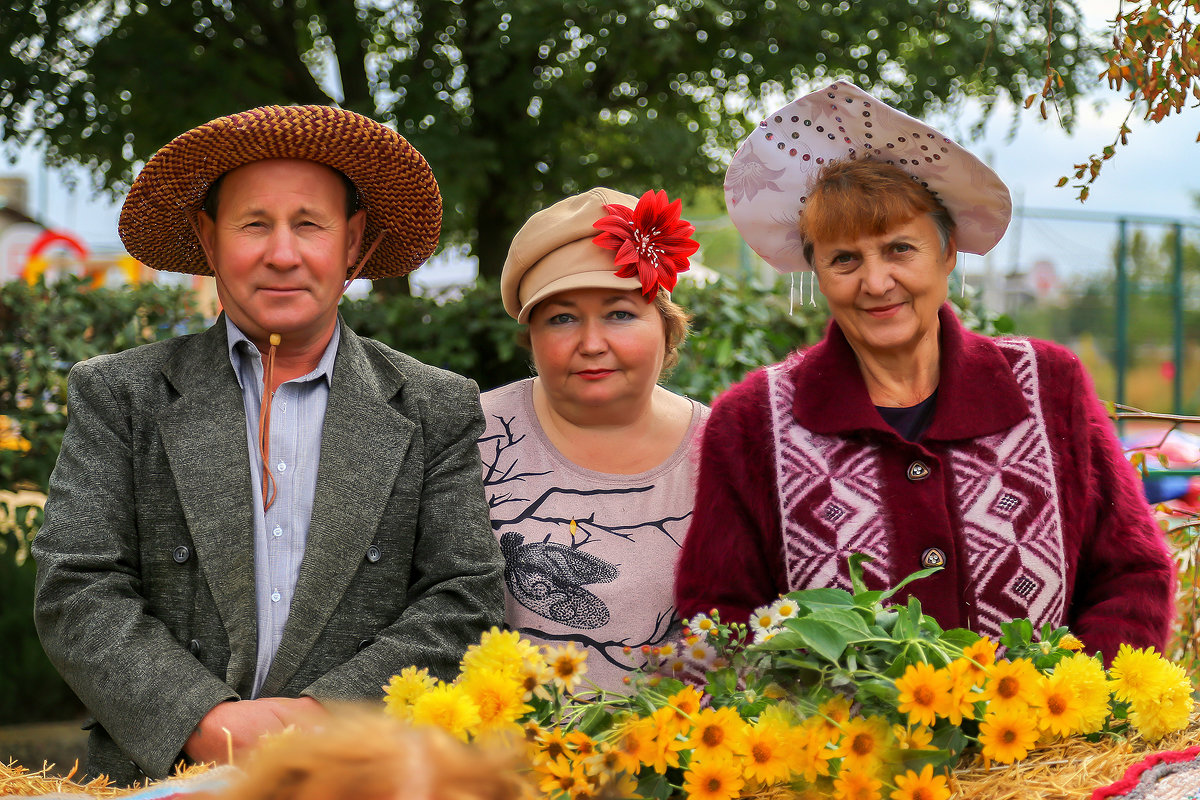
799,159,956,266
517,289,691,377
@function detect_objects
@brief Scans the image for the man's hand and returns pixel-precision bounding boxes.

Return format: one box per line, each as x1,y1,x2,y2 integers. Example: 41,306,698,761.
183,697,328,765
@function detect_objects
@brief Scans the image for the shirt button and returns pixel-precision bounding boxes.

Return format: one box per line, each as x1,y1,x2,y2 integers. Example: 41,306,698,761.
921,547,947,569
172,545,190,563
273,526,283,538
366,545,382,563
906,460,931,481
271,590,281,603
189,639,202,656
277,461,287,473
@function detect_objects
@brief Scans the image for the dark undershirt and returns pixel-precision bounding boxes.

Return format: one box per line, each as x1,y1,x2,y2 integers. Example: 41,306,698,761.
876,391,938,442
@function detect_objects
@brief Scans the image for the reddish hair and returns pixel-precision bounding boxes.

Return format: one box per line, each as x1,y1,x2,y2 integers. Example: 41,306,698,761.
798,159,955,265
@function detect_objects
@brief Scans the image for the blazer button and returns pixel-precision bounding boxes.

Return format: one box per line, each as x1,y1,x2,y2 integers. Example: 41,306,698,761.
906,460,931,481
921,547,946,569
189,639,202,656
366,545,382,563
173,545,191,563
357,638,373,652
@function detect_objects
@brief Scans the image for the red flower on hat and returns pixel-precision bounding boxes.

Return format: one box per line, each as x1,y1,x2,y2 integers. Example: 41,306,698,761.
592,190,699,300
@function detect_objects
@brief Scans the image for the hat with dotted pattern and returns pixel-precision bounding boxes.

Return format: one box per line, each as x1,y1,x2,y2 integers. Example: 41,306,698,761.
724,81,1011,272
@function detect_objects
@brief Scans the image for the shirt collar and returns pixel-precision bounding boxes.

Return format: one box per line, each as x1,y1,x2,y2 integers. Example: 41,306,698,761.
790,304,1030,441
225,315,340,391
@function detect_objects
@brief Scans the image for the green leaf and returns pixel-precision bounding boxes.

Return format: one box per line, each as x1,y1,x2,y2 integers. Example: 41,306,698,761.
789,618,850,663
847,553,874,594
877,566,943,604
792,587,855,609
938,629,981,652
576,703,613,736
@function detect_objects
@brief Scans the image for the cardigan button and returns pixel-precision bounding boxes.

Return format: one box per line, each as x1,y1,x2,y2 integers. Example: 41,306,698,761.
188,639,202,656
357,638,373,652
366,545,382,563
921,547,946,569
172,545,191,563
906,460,931,481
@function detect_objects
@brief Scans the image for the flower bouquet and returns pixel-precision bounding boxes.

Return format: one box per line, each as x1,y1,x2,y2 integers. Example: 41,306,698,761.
384,557,1195,800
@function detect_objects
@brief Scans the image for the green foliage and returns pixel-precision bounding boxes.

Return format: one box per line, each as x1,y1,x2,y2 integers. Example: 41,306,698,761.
0,275,206,493
0,0,1098,277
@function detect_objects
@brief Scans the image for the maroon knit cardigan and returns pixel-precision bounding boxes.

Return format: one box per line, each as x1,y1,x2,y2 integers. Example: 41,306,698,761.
676,306,1174,661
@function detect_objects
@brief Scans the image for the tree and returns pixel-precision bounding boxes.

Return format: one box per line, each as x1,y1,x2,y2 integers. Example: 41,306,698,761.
1,0,1096,278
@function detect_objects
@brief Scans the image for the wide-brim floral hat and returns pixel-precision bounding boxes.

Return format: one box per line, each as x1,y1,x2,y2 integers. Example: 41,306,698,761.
119,105,441,280
724,81,1012,272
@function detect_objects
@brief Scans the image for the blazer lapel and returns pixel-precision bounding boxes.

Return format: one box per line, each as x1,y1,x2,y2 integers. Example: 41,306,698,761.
261,324,414,695
156,319,259,697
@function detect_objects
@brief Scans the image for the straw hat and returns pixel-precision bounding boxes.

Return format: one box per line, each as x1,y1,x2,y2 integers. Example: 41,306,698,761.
724,81,1012,272
118,105,441,279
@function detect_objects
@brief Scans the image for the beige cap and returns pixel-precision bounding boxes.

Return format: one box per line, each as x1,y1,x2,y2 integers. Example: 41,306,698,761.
501,187,642,323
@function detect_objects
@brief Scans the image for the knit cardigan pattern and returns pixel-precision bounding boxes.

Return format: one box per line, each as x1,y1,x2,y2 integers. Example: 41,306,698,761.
675,306,1174,660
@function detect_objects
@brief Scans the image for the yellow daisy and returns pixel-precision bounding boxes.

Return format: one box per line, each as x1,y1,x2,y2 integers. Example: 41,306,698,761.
682,756,745,800
818,693,853,736
1058,633,1085,651
894,662,952,727
382,665,436,721
410,683,481,741
545,641,589,694
980,658,1040,714
610,716,657,775
833,715,892,774
889,764,951,800
978,707,1040,763
891,724,934,751
687,706,747,762
538,755,591,798
790,719,835,783
535,727,573,766
741,717,793,786
833,765,884,800
1034,671,1086,737
960,637,998,677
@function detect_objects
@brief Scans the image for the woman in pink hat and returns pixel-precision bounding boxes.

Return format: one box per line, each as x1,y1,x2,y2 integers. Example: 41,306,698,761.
675,82,1173,662
479,188,710,691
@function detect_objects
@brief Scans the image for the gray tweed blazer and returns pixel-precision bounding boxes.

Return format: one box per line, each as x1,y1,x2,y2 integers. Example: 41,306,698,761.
32,317,504,785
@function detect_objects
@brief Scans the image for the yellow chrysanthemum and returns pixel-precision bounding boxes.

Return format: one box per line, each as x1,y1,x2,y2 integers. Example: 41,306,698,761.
895,662,952,727
534,727,573,766
833,765,884,800
943,662,979,726
980,658,1040,714
790,719,835,783
687,706,748,762
1128,659,1195,742
889,764,951,800
741,717,794,786
978,707,1040,763
382,665,436,721
642,712,687,774
891,724,934,751
461,626,536,676
460,666,532,734
1035,671,1086,737
833,715,891,774
682,756,746,800
663,685,703,733
1109,644,1171,705
1053,653,1111,734
410,683,481,741
961,637,998,672
545,642,589,694
583,744,626,779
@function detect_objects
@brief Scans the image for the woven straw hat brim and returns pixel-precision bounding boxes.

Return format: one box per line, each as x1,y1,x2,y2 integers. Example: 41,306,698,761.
118,105,441,280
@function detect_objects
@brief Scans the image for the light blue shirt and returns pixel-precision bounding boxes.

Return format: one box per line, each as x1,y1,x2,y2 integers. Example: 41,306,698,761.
225,316,340,698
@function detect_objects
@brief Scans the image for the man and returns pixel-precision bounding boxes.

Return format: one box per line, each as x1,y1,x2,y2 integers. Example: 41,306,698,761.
32,105,505,785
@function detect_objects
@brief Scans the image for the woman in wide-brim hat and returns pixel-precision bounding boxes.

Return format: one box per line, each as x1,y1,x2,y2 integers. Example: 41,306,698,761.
675,81,1173,662
479,187,709,691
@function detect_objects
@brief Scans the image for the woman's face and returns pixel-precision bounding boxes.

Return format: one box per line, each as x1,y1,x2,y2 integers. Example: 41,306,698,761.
528,287,666,414
811,214,955,360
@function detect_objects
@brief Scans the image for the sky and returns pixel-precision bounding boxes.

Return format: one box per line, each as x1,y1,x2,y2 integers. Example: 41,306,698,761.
3,1,1196,286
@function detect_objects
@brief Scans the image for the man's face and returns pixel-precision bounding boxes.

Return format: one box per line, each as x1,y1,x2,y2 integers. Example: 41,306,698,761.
196,158,365,349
